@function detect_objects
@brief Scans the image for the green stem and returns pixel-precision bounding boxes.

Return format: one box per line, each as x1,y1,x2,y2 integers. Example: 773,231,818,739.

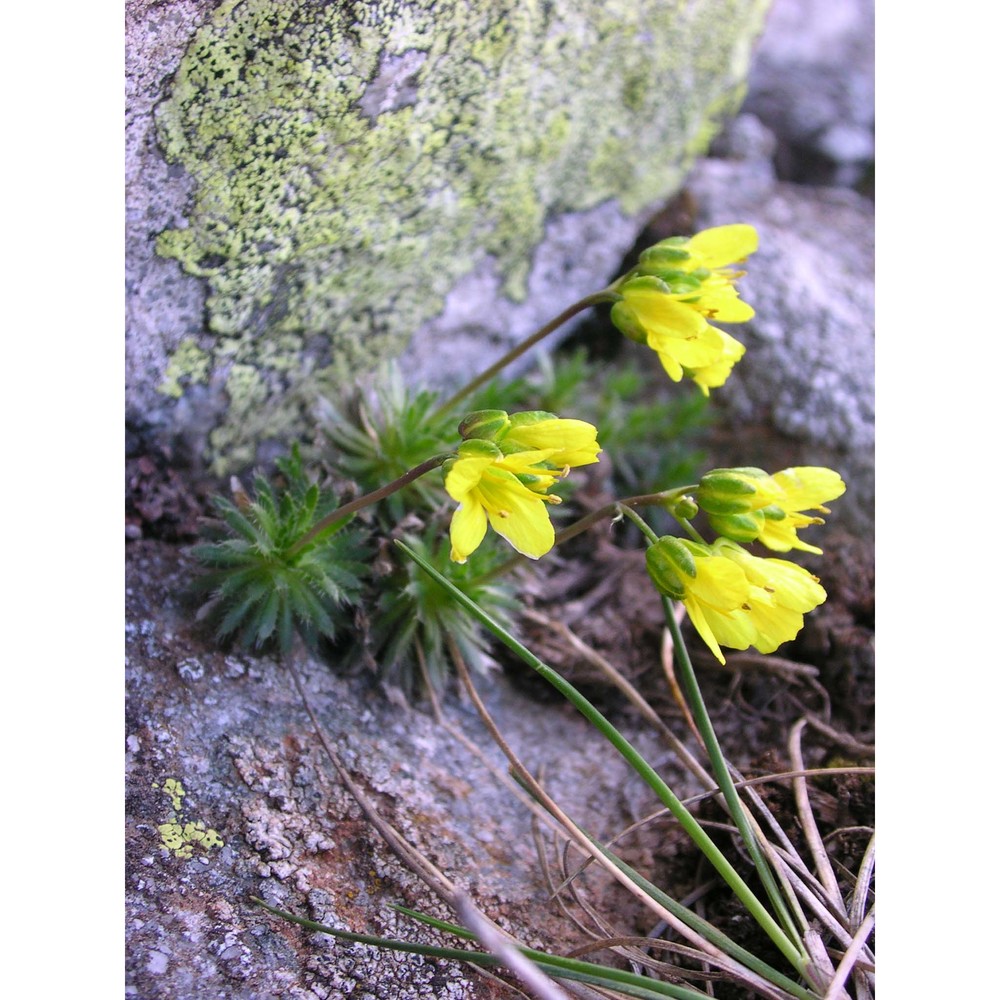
616,503,661,545
473,486,696,585
660,600,803,951
432,289,617,418
617,506,806,958
676,516,710,545
396,539,806,974
287,454,448,557
251,897,728,1000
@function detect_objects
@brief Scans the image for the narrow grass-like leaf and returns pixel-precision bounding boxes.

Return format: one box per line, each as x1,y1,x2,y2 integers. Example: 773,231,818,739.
395,540,805,974
252,898,720,1000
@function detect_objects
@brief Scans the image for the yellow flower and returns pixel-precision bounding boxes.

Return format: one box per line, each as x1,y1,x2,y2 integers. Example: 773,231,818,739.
611,277,728,382
500,411,602,469
698,466,846,554
645,537,755,663
610,224,757,390
716,540,826,654
645,536,827,663
755,467,846,554
636,223,758,320
444,433,591,563
671,224,758,322
688,328,747,396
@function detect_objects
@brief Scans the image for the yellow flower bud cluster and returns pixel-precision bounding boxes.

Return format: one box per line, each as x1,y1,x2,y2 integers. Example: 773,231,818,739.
609,224,757,395
445,411,601,563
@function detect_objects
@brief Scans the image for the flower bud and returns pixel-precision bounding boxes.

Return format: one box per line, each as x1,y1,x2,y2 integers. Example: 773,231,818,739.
454,438,503,461
707,510,766,543
458,409,510,442
637,238,692,267
608,299,649,345
645,536,698,600
697,467,776,515
667,494,699,520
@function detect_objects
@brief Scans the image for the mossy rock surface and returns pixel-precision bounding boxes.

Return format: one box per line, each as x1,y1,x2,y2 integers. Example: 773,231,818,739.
126,0,770,472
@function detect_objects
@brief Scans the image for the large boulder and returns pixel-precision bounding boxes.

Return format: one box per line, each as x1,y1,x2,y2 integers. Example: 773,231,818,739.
126,0,771,472
742,0,874,186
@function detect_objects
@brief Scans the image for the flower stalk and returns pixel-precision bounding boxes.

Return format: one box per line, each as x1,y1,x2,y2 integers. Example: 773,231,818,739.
618,503,808,961
397,538,808,974
286,454,449,557
432,290,618,418
470,486,698,585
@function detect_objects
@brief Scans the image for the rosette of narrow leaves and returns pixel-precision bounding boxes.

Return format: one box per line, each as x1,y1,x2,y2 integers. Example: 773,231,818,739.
318,364,453,519
360,530,518,696
190,448,369,653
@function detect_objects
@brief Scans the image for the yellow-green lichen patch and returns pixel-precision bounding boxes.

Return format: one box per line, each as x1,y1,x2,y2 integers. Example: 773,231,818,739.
153,778,224,860
155,0,768,468
158,338,211,399
157,821,225,860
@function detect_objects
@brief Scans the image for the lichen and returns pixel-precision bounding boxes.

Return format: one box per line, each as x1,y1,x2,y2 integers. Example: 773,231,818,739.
154,778,225,859
158,338,210,399
154,0,768,468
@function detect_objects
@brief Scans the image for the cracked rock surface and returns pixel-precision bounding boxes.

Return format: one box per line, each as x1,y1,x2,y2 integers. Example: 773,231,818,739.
125,541,675,998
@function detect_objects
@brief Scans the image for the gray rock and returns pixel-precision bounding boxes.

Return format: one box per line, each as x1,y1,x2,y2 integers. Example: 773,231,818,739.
125,0,771,473
742,0,874,186
686,155,874,535
126,541,676,997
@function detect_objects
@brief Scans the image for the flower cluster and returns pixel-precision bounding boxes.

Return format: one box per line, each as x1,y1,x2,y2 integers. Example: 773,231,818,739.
643,463,845,661
444,411,601,563
646,536,827,664
696,465,846,554
609,224,757,393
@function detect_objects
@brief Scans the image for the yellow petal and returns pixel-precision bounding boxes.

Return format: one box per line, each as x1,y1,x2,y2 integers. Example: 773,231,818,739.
756,514,823,554
444,454,495,502
496,448,559,473
687,555,751,610
504,419,601,468
684,599,728,663
485,490,555,559
686,599,756,663
722,545,826,612
758,559,826,612
689,278,755,322
494,450,560,493
744,599,805,654
689,329,746,393
449,500,488,563
687,224,759,267
772,467,847,511
654,348,684,381
624,287,706,338
702,604,757,652
647,323,726,368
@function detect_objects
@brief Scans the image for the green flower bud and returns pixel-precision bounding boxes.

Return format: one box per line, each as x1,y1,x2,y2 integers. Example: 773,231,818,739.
638,238,692,267
645,536,698,600
638,270,703,295
609,300,648,344
697,467,775,515
667,494,699,520
707,510,766,543
458,409,510,442
455,438,503,460
760,504,790,522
